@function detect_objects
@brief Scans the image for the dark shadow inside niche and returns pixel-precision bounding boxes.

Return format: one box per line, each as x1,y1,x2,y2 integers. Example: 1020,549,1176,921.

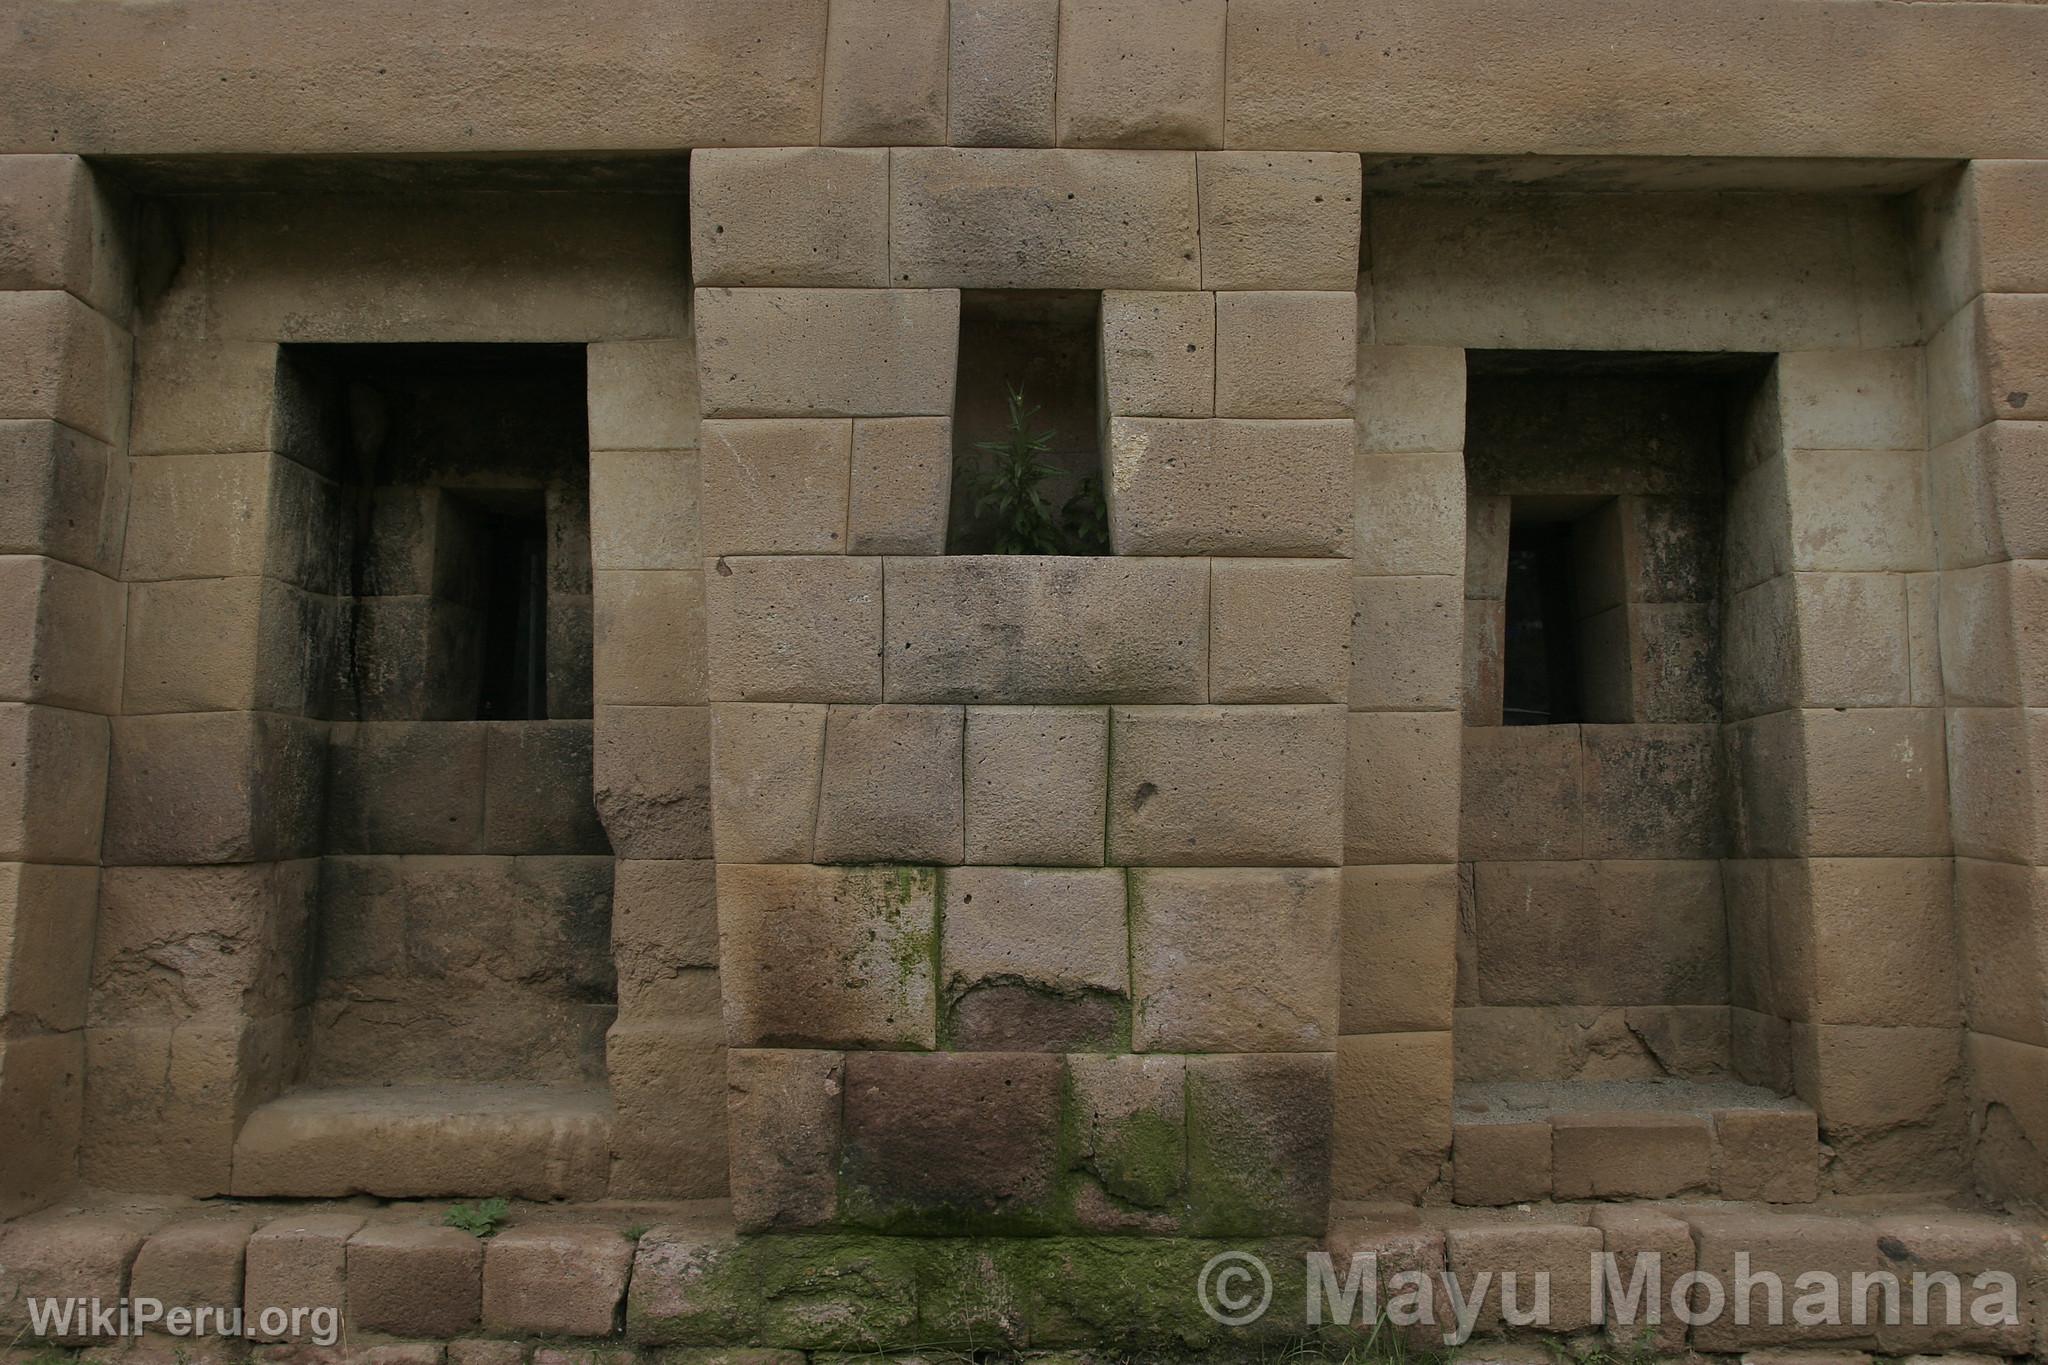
948,289,1109,555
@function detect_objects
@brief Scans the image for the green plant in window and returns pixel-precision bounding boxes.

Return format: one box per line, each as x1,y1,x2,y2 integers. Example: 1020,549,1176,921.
965,384,1065,554
1060,472,1111,554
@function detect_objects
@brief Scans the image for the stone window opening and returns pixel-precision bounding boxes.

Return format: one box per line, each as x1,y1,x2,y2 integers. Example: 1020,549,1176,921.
468,490,550,721
946,289,1110,554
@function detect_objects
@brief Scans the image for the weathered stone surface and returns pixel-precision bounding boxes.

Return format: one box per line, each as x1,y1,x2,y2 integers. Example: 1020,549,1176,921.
1108,418,1352,556
963,705,1108,866
1588,1205,1693,1353
943,867,1126,1051
604,1021,728,1199
0,1214,155,1342
1442,1220,1602,1335
587,340,699,453
884,556,1206,704
1210,558,1350,704
1067,1053,1187,1230
718,863,938,1050
345,1225,482,1338
727,1048,844,1231
1354,450,1463,575
0,420,122,574
1349,573,1461,711
1580,723,1722,859
1340,864,1456,1034
840,1051,1064,1230
1931,421,2048,571
1196,152,1361,291
695,288,959,418
481,1226,633,1337
590,450,700,572
1787,856,1959,1029
242,1213,363,1339
611,858,718,1013
1355,346,1466,454
0,554,119,713
948,0,1058,146
1109,705,1344,866
1459,724,1583,861
1185,1052,1331,1236
0,290,129,446
1776,349,1925,452
1102,289,1214,418
593,704,711,859
481,721,608,854
1471,860,1727,1007
847,417,951,555
0,155,127,317
704,556,882,703
103,711,318,866
1955,857,2048,1048
1333,1031,1451,1201
0,862,94,1033
1452,1120,1551,1206
593,569,707,707
1055,0,1225,148
710,703,825,863
1214,290,1355,418
1715,1106,1820,1203
821,0,949,146
121,576,303,716
1344,709,1460,864
1551,1111,1712,1199
889,148,1200,290
129,1218,252,1310
1686,1211,1884,1351
813,704,965,865
690,148,888,287
1870,1212,2035,1355
699,419,852,557
1129,867,1338,1051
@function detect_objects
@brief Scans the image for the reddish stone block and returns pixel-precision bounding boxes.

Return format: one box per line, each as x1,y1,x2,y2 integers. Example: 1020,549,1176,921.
130,1218,252,1310
481,1226,634,1338
1551,1111,1712,1199
1715,1107,1820,1203
345,1225,482,1339
1452,1121,1551,1206
242,1214,363,1341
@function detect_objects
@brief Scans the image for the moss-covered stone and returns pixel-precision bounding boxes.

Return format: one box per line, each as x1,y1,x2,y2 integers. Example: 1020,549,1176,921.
1183,1055,1334,1238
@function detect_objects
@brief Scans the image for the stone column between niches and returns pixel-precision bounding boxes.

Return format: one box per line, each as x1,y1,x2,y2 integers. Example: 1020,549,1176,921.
0,154,133,1216
694,145,1362,1236
1916,159,2048,1207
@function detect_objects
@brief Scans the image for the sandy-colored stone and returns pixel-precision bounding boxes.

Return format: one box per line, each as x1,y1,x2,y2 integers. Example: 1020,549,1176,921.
1345,709,1460,864
1215,290,1355,419
821,0,949,146
943,867,1126,1049
703,555,882,703
1210,558,1350,704
1333,1031,1451,1201
592,569,706,707
1354,450,1463,575
592,704,711,859
1551,1111,1713,1199
1340,864,1456,1034
948,0,1058,146
587,340,699,452
848,416,951,555
699,418,852,557
812,703,965,865
1355,345,1466,454
726,1048,843,1232
1108,704,1344,866
1452,1120,1551,1207
710,703,825,864
1129,867,1338,1051
1101,290,1214,418
0,554,120,714
1108,417,1352,556
1349,573,1461,712
345,1225,482,1338
691,148,888,287
0,419,122,574
695,287,959,419
481,1226,633,1338
963,705,1107,866
1715,1107,1821,1203
1055,0,1225,149
590,450,700,571
241,1213,363,1340
1196,151,1361,291
129,1218,252,1310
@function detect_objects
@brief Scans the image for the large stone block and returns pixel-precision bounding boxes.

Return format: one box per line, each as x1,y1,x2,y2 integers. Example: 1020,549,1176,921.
1344,710,1460,864
82,1019,261,1193
592,704,711,859
1185,1052,1332,1235
1792,1022,1966,1192
690,148,888,287
611,858,717,1015
1685,1210,1885,1351
1929,293,2048,445
1784,448,1932,573
324,721,486,855
1955,858,2048,1048
1129,867,1338,1051
1349,573,1460,711
1210,558,1350,704
127,335,285,459
587,340,699,453
482,721,608,854
1779,856,1959,1029
593,573,712,712
942,867,1127,1051
821,0,949,145
120,576,309,717
1940,559,2048,707
1714,1106,1820,1203
1055,0,1225,148
699,419,852,557
1471,860,1727,1007
1107,417,1351,556
1102,290,1214,418
1458,724,1583,861
1580,723,1722,859
719,863,938,1049
0,1214,155,1342
1107,705,1345,866
481,1226,633,1338
847,416,951,555
1947,705,2048,864
1776,349,1925,452
962,705,1108,865
1967,1032,2048,1210
710,703,826,864
1067,1052,1187,1231
1355,346,1466,457
1441,1220,1602,1336
1339,864,1456,1034
1452,1120,1552,1206
840,1050,1064,1230
0,862,94,1033
1353,450,1463,575
813,703,965,865
1800,706,1950,858
346,1225,482,1338
0,420,121,574
1196,151,1361,292
0,155,128,317
122,451,324,585
1931,420,2048,571
103,711,319,866
889,148,1200,290
0,554,119,713
604,1022,727,1199
590,450,700,572
0,1032,80,1217
1552,1112,1712,1199
695,288,959,418
91,860,313,1028
948,0,1058,146
1214,290,1355,419
703,555,883,703
884,555,1206,703
0,290,129,447
1332,1031,1451,1201
726,1047,844,1232
130,1218,252,1311
241,1213,362,1340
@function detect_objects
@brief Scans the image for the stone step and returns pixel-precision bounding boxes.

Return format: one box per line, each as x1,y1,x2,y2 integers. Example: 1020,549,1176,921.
1451,1077,1821,1206
229,1083,612,1202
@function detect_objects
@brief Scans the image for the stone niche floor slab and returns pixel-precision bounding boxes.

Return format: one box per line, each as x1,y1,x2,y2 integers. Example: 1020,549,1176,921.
230,1083,613,1201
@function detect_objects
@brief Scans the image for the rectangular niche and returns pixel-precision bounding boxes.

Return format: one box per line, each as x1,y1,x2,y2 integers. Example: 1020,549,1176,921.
283,343,616,1094
947,289,1109,554
1458,353,1754,1089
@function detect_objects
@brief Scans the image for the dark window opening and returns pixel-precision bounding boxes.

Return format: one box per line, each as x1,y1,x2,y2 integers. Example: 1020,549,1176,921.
470,492,550,720
1503,517,1586,725
948,290,1109,554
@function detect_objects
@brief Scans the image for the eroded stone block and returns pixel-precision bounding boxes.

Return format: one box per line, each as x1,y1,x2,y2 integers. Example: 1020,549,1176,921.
821,0,950,146
1214,290,1355,419
345,1225,482,1338
710,703,826,864
704,556,882,703
1129,867,1338,1051
727,1048,844,1232
699,419,852,557
1102,290,1214,418
848,416,951,555
948,0,1058,146
1108,705,1345,866
1210,558,1350,704
695,288,959,418
942,867,1127,1050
